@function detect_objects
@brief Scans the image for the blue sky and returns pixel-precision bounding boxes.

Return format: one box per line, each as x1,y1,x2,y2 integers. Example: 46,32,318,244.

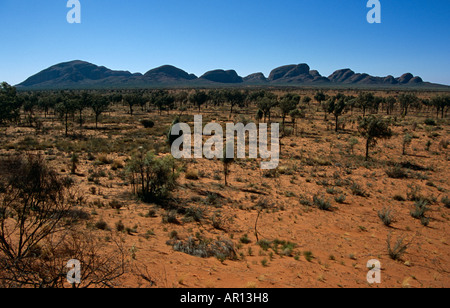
0,0,449,85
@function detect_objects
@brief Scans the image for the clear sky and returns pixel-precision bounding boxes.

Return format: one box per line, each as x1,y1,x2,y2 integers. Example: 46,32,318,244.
0,0,449,85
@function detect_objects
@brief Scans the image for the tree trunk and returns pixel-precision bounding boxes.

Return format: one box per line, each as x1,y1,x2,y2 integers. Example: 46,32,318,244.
65,113,68,137
365,139,370,161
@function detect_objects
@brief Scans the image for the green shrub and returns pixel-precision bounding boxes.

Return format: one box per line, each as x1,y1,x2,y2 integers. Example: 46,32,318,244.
386,165,409,179
303,251,314,262
334,194,346,204
378,207,395,227
126,151,178,203
387,233,409,261
95,220,109,231
313,194,332,211
141,119,155,128
350,182,368,197
424,118,437,126
240,234,251,244
442,196,450,208
411,199,430,219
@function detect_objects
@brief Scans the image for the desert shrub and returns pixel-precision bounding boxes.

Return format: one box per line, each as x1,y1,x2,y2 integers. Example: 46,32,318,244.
424,118,437,126
350,182,368,197
386,165,409,179
387,233,409,261
257,239,272,251
115,220,125,232
185,169,199,180
162,210,179,224
303,251,314,262
411,199,430,219
0,155,125,287
313,194,332,211
145,208,157,218
442,196,450,208
171,236,236,260
262,168,278,178
348,137,359,155
141,119,155,128
127,151,178,203
402,133,413,155
299,195,312,206
109,200,123,210
183,206,205,223
111,160,124,170
95,220,110,231
239,234,251,244
406,184,423,201
334,194,346,204
95,154,112,165
378,207,395,226
439,139,449,150
393,194,406,202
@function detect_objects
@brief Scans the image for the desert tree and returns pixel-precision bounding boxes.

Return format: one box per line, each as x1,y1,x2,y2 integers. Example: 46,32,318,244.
151,90,175,115
279,93,300,128
207,89,226,107
221,143,235,187
385,96,396,115
327,93,347,132
91,94,110,129
126,150,178,203
0,82,22,124
402,133,413,155
302,95,312,105
0,155,125,288
314,91,326,105
257,93,278,123
358,115,393,160
431,95,450,119
76,91,93,127
223,89,247,116
55,94,78,136
22,93,39,127
289,108,305,135
398,93,419,117
174,91,189,110
124,93,144,116
189,90,209,113
357,92,375,117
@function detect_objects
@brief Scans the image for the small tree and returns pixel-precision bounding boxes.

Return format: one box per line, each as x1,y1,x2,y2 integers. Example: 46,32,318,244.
290,109,305,135
189,90,209,113
221,144,235,186
358,115,393,160
402,133,413,155
91,95,110,129
257,94,278,123
279,93,300,128
327,93,347,132
0,155,127,288
70,153,79,174
55,96,77,136
77,92,92,127
223,89,246,116
357,92,375,117
398,93,419,117
126,151,178,203
314,91,326,105
0,82,22,124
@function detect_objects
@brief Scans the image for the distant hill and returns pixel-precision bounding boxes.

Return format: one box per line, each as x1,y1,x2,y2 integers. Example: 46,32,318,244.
16,60,449,89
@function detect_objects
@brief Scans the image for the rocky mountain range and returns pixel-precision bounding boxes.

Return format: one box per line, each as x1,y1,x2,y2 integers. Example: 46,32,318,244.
16,60,446,89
